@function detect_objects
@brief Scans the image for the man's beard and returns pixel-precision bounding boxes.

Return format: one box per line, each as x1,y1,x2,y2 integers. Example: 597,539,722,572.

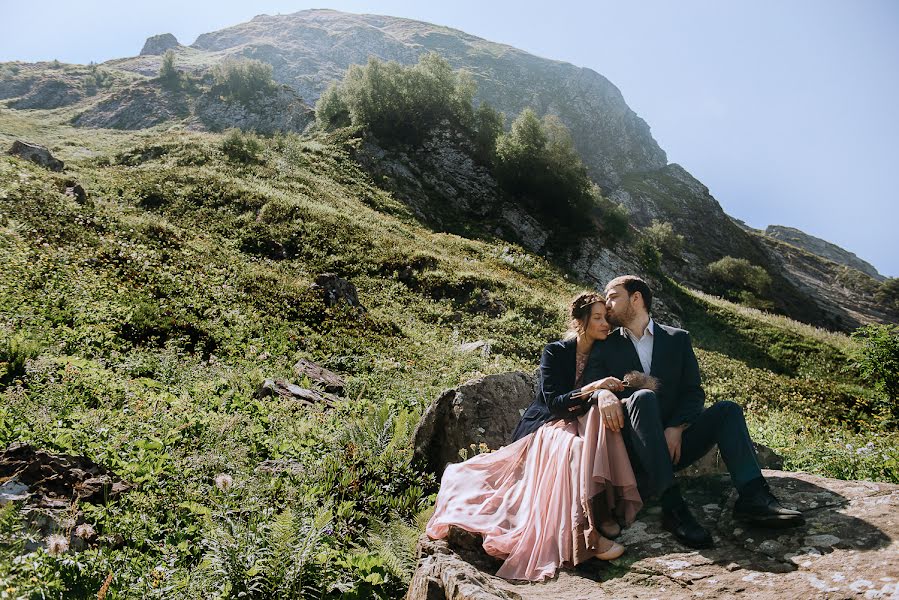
607,303,634,329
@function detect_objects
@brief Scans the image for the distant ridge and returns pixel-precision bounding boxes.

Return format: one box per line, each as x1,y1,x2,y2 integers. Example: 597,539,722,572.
765,225,883,281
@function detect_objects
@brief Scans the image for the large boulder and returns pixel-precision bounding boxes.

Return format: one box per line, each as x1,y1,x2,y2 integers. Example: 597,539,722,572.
409,470,899,599
7,140,64,171
412,371,536,477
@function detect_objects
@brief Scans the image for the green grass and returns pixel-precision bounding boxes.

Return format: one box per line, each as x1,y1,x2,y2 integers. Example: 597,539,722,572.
0,111,894,598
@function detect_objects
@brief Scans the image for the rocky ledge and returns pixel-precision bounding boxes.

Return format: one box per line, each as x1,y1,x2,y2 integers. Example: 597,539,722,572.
408,470,899,599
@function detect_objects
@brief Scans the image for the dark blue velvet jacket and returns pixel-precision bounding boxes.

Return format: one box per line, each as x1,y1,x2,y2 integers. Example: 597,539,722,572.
511,337,597,441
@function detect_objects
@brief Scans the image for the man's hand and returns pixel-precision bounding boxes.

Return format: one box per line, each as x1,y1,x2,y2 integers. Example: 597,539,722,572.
596,390,624,432
664,425,686,465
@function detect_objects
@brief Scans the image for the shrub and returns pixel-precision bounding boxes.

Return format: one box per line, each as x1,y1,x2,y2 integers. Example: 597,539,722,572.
707,256,771,306
494,109,594,227
851,324,899,404
314,52,475,145
221,128,264,164
158,50,180,90
642,220,684,259
212,58,276,104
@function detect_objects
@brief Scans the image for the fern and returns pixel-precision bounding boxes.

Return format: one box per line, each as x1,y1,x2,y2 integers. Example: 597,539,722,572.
364,506,434,584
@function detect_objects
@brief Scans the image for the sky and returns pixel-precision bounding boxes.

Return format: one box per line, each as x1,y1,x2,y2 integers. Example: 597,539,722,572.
2,0,897,277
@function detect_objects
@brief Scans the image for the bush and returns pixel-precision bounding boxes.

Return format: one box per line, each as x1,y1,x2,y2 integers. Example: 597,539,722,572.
707,256,771,306
212,58,276,104
158,50,180,90
643,220,684,259
494,109,594,227
221,129,264,164
851,324,899,404
314,53,475,145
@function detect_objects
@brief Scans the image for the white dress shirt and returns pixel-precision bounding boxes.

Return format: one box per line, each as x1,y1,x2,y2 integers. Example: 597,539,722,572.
622,318,655,374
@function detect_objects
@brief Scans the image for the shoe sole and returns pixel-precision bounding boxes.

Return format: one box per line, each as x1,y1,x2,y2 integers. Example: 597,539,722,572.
734,513,805,528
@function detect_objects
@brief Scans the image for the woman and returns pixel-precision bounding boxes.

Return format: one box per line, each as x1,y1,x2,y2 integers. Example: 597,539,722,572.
426,292,643,582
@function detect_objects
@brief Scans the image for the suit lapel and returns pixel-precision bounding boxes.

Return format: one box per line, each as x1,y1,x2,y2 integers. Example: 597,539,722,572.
563,337,578,385
650,324,667,377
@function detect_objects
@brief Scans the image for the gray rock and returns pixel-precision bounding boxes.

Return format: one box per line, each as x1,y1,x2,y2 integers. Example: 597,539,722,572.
310,273,365,310
410,471,899,599
8,140,64,171
407,537,521,600
140,33,181,56
256,378,337,407
293,358,346,395
412,372,536,477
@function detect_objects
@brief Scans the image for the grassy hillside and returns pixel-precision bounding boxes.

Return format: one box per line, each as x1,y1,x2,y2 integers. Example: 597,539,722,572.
1,116,896,599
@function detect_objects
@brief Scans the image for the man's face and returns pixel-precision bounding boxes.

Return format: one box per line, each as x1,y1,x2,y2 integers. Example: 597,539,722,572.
604,284,635,329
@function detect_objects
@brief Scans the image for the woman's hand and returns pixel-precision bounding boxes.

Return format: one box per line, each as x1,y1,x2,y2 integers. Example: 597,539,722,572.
571,376,625,399
596,390,625,431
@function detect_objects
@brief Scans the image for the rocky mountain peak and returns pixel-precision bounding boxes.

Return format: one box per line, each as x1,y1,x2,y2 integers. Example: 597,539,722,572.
140,33,181,56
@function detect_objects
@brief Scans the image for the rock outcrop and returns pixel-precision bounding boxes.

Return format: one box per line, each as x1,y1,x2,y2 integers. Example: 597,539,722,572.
412,371,536,477
70,79,313,134
140,33,181,56
8,78,83,109
766,225,884,281
7,140,64,171
409,471,899,599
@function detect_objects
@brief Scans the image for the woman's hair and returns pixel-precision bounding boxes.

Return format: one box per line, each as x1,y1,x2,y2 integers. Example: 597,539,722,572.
565,290,606,337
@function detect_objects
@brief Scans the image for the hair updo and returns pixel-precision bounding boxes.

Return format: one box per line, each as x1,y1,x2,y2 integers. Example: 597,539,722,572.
567,290,605,336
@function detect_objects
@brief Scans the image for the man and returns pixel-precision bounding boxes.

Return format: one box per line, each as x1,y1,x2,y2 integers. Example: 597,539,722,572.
585,275,802,549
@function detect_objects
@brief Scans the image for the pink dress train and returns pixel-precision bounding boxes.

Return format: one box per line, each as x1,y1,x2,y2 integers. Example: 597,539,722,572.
426,404,643,582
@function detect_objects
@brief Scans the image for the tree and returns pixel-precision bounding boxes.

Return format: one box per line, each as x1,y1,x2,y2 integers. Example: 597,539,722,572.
158,50,180,89
494,109,594,227
473,102,504,164
314,53,476,145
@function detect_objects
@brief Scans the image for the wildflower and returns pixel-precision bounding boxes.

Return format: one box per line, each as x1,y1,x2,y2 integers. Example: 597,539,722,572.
75,523,96,539
46,534,69,555
214,473,233,492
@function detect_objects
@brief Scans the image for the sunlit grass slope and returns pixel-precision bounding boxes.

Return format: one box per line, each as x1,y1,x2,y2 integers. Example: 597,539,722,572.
0,123,895,598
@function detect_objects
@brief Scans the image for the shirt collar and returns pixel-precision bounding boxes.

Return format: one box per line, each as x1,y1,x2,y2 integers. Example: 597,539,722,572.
621,318,654,341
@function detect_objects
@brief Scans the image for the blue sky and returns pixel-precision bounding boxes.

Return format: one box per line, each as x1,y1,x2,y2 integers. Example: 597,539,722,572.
3,0,897,277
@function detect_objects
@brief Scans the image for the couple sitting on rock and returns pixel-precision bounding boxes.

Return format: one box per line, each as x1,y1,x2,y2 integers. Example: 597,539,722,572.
426,275,803,582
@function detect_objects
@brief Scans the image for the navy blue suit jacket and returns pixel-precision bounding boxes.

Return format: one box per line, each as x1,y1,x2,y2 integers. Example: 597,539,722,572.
583,323,705,428
511,337,598,441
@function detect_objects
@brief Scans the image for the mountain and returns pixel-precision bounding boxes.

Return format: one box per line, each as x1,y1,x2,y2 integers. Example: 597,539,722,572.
2,9,894,330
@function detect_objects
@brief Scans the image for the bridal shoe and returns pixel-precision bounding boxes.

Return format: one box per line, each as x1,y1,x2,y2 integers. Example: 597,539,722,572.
593,538,625,561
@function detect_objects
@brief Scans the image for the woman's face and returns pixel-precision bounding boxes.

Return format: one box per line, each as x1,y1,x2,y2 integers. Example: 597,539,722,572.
583,302,611,342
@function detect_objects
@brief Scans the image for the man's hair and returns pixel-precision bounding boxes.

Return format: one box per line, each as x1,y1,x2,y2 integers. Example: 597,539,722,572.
606,275,653,313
